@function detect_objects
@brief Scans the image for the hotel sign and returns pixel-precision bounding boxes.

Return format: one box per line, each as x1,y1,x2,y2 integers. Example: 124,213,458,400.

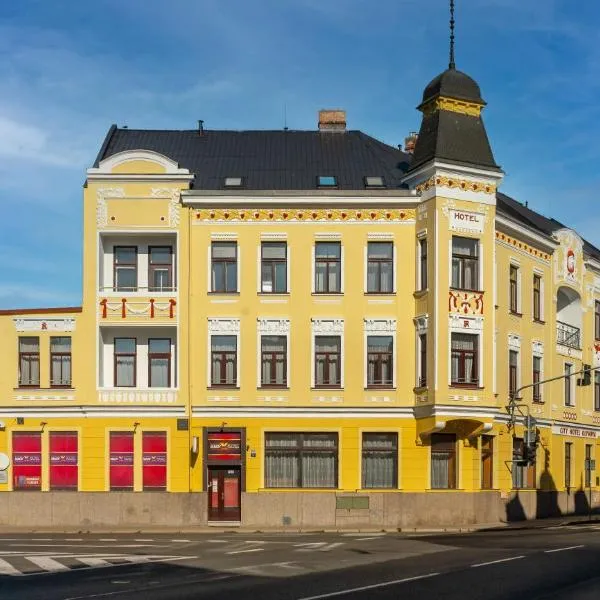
552,425,599,439
449,210,484,234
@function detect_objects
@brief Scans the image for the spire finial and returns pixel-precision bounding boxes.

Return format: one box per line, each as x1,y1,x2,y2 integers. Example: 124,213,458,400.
449,0,456,70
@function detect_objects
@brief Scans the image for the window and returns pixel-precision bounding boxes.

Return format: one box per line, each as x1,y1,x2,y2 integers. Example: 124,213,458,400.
419,238,428,291
565,442,572,489
265,432,338,488
18,336,39,387
366,336,393,388
211,242,237,293
261,336,287,387
224,176,243,187
211,335,237,387
314,336,341,388
564,363,573,406
261,242,287,293
364,176,385,188
596,301,600,340
512,438,536,489
113,246,137,291
431,433,456,489
148,246,173,292
362,433,398,489
315,242,341,293
509,350,518,398
451,236,479,291
533,275,542,321
419,333,427,387
481,435,494,489
450,333,478,387
50,336,71,387
595,371,600,412
143,431,167,491
109,432,134,491
367,242,393,293
533,356,542,402
148,338,171,388
49,431,78,490
12,432,42,490
509,265,519,313
114,338,136,387
585,444,593,488
317,175,337,188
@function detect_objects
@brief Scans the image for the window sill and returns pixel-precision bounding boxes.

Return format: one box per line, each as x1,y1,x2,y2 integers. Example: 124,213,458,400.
312,292,343,296
15,387,75,391
450,384,483,390
413,386,428,393
533,319,546,325
208,387,240,391
509,311,523,318
208,291,240,296
450,288,484,294
259,386,289,390
364,292,396,297
532,400,544,405
413,289,428,298
365,387,395,391
258,292,290,296
311,387,343,391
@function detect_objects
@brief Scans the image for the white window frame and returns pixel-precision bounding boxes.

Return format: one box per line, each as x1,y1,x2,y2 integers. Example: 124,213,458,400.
257,237,289,294
256,319,291,388
208,236,239,293
313,236,343,294
207,318,241,388
449,236,482,291
311,319,344,388
448,317,484,387
363,319,397,389
364,235,396,294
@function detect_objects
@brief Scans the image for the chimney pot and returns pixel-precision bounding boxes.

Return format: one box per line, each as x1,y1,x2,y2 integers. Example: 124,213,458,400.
318,109,346,132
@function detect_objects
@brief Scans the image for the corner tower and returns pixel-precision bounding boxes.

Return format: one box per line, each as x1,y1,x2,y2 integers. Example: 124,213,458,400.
406,1,504,481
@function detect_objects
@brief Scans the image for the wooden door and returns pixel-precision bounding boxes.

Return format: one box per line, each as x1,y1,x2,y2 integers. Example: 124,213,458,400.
207,467,241,521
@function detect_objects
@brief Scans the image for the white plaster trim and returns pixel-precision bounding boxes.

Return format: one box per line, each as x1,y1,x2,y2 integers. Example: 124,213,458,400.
495,214,558,254
367,232,394,240
257,318,290,334
208,318,240,334
14,318,76,332
364,318,396,333
414,315,429,334
192,406,413,418
89,150,191,176
311,319,344,388
210,232,238,240
508,334,521,350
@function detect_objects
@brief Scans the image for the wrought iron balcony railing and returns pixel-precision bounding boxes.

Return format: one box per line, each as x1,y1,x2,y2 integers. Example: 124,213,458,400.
556,321,581,350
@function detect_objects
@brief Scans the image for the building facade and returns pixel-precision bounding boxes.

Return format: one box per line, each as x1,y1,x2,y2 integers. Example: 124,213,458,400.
1,64,599,529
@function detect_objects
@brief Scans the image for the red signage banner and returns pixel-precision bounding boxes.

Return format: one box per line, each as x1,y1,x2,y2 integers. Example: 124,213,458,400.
207,432,242,461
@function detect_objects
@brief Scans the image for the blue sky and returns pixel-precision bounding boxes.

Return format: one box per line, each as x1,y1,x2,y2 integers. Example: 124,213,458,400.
1,0,599,308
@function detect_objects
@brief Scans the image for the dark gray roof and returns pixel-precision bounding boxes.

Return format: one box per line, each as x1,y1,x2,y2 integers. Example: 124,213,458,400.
421,68,485,105
409,109,499,173
95,127,412,190
497,192,600,261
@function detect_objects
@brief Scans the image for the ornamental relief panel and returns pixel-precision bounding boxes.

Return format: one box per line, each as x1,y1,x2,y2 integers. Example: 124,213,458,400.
257,318,290,335
195,208,416,223
14,318,76,332
364,318,396,334
208,318,240,334
311,319,344,335
448,290,484,315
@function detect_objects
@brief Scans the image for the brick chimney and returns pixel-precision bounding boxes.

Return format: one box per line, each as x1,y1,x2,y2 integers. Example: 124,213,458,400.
404,131,418,154
318,109,346,132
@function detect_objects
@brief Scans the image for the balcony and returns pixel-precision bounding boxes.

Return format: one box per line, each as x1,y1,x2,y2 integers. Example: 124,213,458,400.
98,296,177,322
557,321,581,350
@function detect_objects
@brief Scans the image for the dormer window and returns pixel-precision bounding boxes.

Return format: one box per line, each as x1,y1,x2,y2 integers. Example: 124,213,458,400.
224,177,243,188
317,176,337,188
364,176,385,188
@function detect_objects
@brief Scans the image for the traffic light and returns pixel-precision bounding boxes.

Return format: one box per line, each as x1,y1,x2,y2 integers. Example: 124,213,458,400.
523,414,538,465
578,364,592,386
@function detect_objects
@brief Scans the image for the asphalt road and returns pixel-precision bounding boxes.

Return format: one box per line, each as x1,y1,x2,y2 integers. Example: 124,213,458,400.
0,524,599,599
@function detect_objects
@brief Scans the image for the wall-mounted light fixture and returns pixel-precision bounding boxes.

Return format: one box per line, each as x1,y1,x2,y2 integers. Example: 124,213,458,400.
191,436,199,454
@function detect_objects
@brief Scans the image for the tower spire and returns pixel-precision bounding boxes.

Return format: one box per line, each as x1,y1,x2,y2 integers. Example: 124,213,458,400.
449,0,456,70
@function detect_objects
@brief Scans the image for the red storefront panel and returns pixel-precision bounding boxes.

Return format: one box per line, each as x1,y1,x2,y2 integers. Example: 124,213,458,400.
142,432,167,491
50,432,78,490
110,432,134,491
13,432,42,490
207,432,241,461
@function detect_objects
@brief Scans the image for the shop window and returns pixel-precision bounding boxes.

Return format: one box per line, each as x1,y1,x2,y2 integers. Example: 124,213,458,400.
431,433,457,489
50,431,78,490
367,242,393,293
361,433,397,489
565,442,572,489
265,432,338,488
12,432,41,490
50,336,72,387
261,242,287,293
366,336,393,388
481,435,493,489
109,432,134,491
585,444,593,488
142,432,167,491
18,336,40,387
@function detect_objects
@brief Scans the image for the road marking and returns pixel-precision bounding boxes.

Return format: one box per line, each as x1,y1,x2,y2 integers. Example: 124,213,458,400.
134,539,154,542
294,542,344,552
354,537,381,541
66,538,84,542
0,557,22,575
545,545,585,553
99,539,117,542
342,532,385,537
76,557,112,567
298,572,441,600
26,555,70,572
471,556,524,568
207,539,229,543
226,547,264,555
170,539,191,543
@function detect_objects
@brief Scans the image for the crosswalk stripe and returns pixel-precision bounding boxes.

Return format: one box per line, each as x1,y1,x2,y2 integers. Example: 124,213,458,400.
75,557,111,567
0,557,22,576
25,556,70,572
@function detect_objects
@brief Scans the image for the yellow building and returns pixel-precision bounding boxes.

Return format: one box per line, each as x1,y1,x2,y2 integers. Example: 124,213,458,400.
0,62,599,529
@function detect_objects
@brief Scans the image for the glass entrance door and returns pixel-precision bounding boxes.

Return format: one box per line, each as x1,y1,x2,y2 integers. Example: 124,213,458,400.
207,467,241,522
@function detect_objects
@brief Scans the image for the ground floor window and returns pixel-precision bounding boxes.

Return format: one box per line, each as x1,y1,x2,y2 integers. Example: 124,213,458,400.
49,431,78,490
431,433,456,489
481,435,494,489
265,432,338,488
564,442,572,489
512,437,536,489
142,432,167,491
109,432,134,491
361,432,398,488
12,432,41,490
